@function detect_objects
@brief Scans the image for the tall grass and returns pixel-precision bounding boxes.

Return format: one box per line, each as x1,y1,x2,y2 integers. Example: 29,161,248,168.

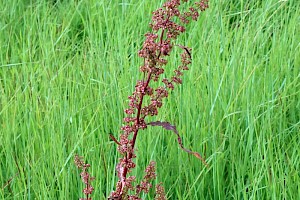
0,0,299,199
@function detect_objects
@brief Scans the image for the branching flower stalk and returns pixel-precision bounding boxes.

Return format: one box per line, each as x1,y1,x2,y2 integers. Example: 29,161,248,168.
74,155,95,200
108,0,209,199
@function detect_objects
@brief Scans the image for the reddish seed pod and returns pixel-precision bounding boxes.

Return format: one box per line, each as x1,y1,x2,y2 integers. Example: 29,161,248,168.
108,1,209,199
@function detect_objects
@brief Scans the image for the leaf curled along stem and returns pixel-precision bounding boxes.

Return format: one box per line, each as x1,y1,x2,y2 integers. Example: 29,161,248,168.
148,121,209,168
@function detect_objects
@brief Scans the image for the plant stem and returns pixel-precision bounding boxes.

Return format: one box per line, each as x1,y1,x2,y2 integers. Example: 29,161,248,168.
120,26,166,195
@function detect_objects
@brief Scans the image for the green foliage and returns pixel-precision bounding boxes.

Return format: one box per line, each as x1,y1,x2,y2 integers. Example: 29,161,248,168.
0,0,299,199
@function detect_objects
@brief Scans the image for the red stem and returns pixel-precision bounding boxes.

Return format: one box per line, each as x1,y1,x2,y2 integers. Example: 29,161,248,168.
119,16,168,198
119,71,153,195
86,177,89,200
131,71,153,149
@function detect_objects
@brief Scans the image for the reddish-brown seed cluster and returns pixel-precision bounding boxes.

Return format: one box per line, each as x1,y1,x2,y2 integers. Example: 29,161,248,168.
74,155,95,200
155,183,167,200
136,161,157,195
109,0,209,199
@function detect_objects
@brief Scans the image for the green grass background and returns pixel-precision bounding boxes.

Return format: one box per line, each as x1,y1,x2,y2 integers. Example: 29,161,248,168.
0,0,299,199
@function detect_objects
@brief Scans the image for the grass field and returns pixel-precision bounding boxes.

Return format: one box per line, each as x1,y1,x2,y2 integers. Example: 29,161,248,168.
1,0,299,199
